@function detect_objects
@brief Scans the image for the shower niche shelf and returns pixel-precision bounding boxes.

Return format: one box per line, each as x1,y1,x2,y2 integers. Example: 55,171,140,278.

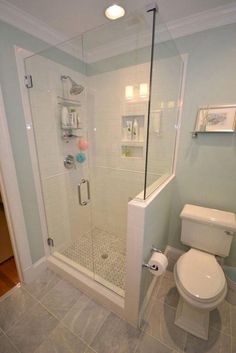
121,114,145,158
57,96,81,107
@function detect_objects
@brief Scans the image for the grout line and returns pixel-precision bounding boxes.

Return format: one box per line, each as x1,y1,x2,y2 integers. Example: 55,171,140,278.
1,329,22,353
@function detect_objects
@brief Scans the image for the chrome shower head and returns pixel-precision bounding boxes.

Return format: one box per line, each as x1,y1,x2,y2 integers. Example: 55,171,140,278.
61,75,84,95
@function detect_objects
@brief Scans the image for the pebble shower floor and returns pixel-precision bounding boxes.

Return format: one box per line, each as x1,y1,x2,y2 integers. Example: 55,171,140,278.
61,227,126,294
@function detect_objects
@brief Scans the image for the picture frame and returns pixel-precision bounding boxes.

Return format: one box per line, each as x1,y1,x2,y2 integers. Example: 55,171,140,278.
194,105,236,133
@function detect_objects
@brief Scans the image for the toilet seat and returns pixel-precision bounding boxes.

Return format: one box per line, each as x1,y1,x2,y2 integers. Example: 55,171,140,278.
175,248,226,304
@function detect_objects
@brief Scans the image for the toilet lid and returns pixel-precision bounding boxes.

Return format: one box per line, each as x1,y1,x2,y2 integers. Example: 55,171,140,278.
177,249,225,300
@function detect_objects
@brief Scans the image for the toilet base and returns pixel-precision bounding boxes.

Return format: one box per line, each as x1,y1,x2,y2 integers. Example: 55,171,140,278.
175,297,209,340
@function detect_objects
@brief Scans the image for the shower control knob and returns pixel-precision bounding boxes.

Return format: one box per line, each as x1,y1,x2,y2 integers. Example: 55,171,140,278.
64,155,75,169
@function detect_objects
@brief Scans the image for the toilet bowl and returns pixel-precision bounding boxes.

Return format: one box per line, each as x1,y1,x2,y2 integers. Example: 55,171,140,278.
173,203,236,340
174,248,227,340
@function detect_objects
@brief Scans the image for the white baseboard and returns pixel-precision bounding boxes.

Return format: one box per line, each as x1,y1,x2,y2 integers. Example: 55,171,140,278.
165,245,185,261
23,256,47,283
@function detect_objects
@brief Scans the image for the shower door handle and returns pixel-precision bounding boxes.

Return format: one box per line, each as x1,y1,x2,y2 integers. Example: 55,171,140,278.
78,179,90,206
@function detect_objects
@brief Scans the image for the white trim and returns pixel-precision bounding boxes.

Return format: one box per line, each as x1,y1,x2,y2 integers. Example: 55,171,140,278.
0,0,67,46
167,3,236,40
0,85,32,281
0,1,236,62
15,46,50,259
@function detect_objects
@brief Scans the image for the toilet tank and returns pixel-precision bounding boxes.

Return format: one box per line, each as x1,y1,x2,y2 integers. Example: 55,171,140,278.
180,204,236,257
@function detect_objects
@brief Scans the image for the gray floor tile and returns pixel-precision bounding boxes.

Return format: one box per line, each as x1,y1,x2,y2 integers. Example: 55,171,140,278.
210,300,231,335
183,328,231,353
145,299,186,352
63,295,110,344
0,286,36,331
232,336,236,353
91,313,141,353
23,269,60,300
84,348,97,353
41,279,81,320
0,334,19,353
6,303,58,353
230,304,236,337
155,272,179,309
136,333,173,353
34,323,87,353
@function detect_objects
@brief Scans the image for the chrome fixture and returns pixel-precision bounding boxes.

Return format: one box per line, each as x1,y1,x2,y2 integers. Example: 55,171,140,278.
64,155,75,169
61,75,84,95
142,246,162,269
142,263,159,271
78,179,90,206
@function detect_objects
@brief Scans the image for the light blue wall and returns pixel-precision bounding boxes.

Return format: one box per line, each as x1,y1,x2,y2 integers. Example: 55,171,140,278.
168,23,236,266
0,20,84,262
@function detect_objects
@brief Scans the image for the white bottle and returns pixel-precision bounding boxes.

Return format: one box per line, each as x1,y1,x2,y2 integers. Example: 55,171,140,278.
61,106,69,129
127,121,132,141
133,119,139,141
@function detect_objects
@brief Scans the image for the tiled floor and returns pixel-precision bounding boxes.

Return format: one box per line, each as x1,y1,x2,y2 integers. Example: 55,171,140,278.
0,268,235,353
61,227,126,292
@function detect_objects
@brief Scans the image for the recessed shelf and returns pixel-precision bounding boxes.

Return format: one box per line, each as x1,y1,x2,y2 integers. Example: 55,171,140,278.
121,145,143,158
121,140,144,147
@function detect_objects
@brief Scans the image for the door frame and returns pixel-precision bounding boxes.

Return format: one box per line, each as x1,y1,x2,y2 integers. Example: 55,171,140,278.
15,46,50,260
0,84,33,283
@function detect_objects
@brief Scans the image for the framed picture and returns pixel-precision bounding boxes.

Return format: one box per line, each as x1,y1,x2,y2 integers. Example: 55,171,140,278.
195,105,236,133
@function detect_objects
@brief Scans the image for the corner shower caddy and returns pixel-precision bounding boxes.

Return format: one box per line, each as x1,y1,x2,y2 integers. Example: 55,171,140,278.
58,96,82,139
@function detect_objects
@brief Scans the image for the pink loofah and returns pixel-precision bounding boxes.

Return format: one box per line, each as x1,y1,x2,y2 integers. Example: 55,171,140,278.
78,139,89,150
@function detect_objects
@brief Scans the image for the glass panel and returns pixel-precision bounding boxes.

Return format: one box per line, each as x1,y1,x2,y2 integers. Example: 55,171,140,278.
24,37,95,279
143,13,184,199
24,7,153,296
82,9,152,294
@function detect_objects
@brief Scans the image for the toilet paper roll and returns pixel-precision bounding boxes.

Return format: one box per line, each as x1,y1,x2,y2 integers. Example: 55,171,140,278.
148,252,168,277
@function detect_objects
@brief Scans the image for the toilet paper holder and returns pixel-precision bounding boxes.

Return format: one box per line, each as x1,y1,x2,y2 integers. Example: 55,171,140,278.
142,246,163,270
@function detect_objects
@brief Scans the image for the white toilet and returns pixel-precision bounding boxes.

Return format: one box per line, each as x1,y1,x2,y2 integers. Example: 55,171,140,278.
174,204,236,340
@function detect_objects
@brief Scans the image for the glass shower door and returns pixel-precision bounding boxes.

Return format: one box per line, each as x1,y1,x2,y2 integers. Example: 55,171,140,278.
24,42,95,279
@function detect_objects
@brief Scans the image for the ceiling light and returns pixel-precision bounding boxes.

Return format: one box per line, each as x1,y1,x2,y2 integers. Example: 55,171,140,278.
105,4,125,20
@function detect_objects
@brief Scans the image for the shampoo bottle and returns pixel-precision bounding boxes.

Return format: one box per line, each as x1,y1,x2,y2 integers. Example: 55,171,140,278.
133,119,139,141
61,106,69,129
127,121,132,141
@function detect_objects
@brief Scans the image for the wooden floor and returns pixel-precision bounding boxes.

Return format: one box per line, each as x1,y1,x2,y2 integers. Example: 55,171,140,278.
0,257,20,297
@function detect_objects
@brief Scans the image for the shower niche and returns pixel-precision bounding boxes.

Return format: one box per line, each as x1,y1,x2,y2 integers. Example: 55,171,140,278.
121,114,145,158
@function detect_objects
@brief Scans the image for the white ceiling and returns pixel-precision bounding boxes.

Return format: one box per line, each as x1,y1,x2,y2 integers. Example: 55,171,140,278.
4,0,236,38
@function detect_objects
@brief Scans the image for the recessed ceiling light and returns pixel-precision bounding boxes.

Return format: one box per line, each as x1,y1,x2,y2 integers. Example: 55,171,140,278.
105,4,125,20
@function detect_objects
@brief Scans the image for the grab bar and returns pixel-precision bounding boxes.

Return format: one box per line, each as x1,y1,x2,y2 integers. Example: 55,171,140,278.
78,179,90,206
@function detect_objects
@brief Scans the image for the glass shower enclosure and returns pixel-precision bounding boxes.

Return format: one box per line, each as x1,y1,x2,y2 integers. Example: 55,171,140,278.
24,7,183,298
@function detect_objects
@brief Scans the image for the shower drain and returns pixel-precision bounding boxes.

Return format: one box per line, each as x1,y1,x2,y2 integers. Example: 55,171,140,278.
101,253,108,260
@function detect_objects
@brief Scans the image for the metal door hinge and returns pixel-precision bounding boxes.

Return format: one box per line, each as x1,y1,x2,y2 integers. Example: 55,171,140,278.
47,237,54,247
24,74,33,88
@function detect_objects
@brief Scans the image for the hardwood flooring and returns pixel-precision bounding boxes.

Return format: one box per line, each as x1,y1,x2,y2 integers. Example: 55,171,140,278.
0,257,20,297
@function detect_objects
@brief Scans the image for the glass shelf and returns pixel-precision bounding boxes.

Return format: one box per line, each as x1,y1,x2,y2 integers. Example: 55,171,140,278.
57,96,81,107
